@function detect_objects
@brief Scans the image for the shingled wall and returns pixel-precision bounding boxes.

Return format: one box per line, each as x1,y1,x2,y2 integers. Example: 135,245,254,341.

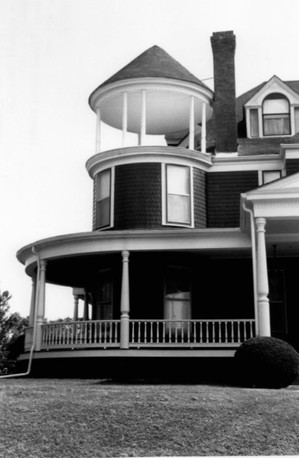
114,163,162,229
206,171,258,227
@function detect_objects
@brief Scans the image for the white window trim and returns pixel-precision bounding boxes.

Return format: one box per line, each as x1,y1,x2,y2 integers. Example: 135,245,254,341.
95,167,115,231
161,163,194,228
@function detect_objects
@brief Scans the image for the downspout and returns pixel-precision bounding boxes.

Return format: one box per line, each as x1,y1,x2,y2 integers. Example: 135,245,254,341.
242,201,259,336
0,246,40,379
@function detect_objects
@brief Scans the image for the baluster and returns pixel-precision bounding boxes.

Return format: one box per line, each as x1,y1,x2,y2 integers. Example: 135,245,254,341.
138,322,141,344
116,321,119,343
231,321,235,342
94,321,97,344
206,322,209,343
83,322,87,344
99,322,102,344
109,321,113,343
225,321,228,343
66,325,70,345
217,321,221,344
194,321,198,343
163,321,166,343
212,321,215,343
187,321,190,344
237,321,240,343
131,321,135,344
144,322,147,344
175,323,178,343
104,322,107,345
156,321,159,344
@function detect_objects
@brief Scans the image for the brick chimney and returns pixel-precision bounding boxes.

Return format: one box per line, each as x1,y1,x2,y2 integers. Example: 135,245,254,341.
210,31,237,153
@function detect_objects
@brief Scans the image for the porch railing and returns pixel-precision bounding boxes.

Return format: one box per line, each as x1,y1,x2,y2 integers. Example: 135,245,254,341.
31,318,255,350
130,319,255,347
41,320,120,349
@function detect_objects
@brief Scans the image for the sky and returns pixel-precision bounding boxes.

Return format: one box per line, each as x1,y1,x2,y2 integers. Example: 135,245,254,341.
1,0,299,320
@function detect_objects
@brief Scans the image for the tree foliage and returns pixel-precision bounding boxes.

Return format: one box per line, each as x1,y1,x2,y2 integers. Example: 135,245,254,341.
0,290,28,373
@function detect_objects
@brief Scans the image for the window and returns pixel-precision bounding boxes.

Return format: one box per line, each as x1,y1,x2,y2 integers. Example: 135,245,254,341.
263,93,290,136
96,169,111,229
295,107,299,133
166,165,191,225
249,109,259,137
262,170,281,184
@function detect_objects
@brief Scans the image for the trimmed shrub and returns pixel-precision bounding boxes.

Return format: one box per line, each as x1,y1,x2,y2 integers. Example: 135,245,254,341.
234,337,299,388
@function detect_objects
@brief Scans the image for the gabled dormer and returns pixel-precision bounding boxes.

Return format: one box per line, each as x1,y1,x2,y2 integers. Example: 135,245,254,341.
245,75,299,138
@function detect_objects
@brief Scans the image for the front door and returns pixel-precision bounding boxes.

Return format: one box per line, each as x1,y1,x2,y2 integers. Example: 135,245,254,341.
164,267,191,321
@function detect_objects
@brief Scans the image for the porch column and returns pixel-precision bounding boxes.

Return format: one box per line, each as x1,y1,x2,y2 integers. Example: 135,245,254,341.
83,289,89,320
96,107,101,154
201,102,206,153
189,96,195,150
120,250,130,349
35,260,47,351
73,294,79,321
255,217,271,336
29,272,37,326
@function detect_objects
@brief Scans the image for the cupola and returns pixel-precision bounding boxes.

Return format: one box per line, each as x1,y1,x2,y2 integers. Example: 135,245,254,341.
89,45,214,152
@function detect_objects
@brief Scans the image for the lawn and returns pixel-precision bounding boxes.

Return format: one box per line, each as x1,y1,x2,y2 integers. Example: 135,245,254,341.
0,379,298,457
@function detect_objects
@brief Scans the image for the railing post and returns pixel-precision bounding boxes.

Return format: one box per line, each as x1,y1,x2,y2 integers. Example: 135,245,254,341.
120,250,130,349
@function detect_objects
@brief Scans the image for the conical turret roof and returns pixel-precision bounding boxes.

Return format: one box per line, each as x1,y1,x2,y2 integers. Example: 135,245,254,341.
94,45,209,90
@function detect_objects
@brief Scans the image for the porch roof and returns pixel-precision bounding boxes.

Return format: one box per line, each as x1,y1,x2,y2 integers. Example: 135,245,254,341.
17,228,251,278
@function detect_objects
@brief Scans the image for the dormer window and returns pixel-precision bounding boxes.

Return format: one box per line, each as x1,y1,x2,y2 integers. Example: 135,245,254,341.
262,93,290,136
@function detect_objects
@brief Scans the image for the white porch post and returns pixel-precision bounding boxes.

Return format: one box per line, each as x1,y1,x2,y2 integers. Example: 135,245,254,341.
139,89,146,146
256,217,271,336
189,96,195,150
122,92,128,147
83,289,89,321
120,250,130,349
96,107,101,154
73,294,79,321
201,102,206,153
35,260,47,351
29,272,37,326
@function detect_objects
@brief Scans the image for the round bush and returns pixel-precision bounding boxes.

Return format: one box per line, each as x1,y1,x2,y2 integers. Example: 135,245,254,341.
234,337,299,388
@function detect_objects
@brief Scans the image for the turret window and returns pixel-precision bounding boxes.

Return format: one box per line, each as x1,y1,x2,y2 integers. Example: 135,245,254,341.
262,94,290,136
165,164,192,226
96,169,112,229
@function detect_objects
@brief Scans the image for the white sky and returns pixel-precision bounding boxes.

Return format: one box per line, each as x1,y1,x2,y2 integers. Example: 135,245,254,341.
1,0,299,320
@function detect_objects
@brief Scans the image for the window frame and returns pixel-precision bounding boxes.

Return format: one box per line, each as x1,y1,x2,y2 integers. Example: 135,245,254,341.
262,94,291,137
95,167,114,230
162,163,194,228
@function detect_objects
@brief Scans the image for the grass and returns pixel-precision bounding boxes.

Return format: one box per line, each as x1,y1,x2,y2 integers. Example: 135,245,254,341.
0,379,299,457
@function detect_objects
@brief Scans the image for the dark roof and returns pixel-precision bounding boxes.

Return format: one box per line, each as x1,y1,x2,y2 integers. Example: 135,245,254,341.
92,45,210,91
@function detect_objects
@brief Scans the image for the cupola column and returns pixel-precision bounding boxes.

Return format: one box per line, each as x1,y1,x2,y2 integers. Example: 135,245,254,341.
122,92,128,147
201,102,207,153
189,96,195,150
120,250,130,349
96,107,101,154
255,217,271,336
139,89,146,146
